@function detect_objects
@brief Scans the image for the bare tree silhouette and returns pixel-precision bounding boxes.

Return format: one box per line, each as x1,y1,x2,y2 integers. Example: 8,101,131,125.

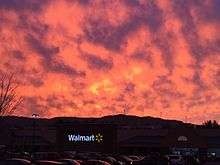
202,120,220,128
0,73,22,116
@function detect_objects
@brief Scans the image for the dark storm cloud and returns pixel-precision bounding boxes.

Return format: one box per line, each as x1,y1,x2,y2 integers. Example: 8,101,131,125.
192,71,207,90
18,15,49,38
46,61,86,77
66,0,91,5
83,0,163,51
2,57,25,75
131,51,146,60
83,19,122,51
11,50,26,60
185,93,219,110
24,96,47,116
131,50,153,66
126,1,173,71
152,76,184,98
25,34,59,61
124,0,140,6
153,33,174,72
124,82,135,93
172,0,201,61
195,0,220,22
0,0,47,11
125,0,164,31
24,96,78,116
29,78,44,87
46,95,78,109
46,95,63,109
26,34,86,77
182,66,207,92
83,0,174,71
140,1,164,32
34,95,77,110
14,68,45,87
83,53,113,70
142,91,156,109
152,76,172,90
207,0,220,21
172,0,220,65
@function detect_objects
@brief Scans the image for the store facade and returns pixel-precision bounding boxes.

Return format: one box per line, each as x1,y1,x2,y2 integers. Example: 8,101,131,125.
4,122,220,157
118,127,220,157
56,123,117,153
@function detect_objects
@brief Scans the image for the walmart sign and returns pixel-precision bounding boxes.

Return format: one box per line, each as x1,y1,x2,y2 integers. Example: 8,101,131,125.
58,124,116,152
67,133,103,143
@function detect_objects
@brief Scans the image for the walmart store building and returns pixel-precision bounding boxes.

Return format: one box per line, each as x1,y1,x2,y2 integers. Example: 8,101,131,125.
5,122,220,157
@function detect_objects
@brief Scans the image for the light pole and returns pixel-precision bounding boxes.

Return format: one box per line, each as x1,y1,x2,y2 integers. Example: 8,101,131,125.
32,114,39,153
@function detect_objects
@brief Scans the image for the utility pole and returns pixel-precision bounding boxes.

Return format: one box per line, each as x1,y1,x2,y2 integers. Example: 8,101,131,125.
123,104,129,115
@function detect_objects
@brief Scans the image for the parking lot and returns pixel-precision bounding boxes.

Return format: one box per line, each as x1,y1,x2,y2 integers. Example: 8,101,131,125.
1,150,213,165
204,161,220,165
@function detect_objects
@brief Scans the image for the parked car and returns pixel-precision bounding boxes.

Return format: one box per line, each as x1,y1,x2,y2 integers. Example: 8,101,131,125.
116,155,133,165
137,156,157,165
128,156,143,161
100,156,124,165
31,152,61,161
58,159,81,165
167,155,184,165
0,158,31,165
184,156,200,165
59,151,76,159
83,159,111,165
32,160,66,165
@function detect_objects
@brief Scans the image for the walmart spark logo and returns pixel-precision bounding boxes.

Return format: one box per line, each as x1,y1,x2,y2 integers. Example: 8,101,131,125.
67,133,104,143
95,133,103,143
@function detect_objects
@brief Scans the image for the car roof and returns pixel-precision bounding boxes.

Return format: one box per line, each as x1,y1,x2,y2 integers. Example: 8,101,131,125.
34,160,65,164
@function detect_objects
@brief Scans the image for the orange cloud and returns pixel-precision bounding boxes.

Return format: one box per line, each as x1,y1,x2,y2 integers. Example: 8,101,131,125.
0,0,220,124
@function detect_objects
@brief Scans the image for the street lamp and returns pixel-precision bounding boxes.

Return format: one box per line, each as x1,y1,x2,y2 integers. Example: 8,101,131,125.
32,114,39,153
32,114,39,118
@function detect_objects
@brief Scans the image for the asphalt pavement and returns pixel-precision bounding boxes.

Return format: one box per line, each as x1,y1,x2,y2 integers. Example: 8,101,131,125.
204,161,220,165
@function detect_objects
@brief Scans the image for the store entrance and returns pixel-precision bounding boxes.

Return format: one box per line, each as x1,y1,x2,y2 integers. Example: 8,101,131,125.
171,147,199,156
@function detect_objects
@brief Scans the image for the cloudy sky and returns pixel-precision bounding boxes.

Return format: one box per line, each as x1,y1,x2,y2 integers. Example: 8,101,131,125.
0,0,220,123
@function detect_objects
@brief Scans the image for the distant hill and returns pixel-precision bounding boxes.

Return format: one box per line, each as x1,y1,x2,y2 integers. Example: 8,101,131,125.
0,114,195,129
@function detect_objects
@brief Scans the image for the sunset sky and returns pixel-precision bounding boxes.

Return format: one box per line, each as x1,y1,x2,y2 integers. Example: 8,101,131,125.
0,0,220,124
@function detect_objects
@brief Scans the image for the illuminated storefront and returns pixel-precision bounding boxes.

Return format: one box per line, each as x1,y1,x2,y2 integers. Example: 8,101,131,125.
119,128,219,156
161,128,207,156
56,123,117,153
3,121,220,157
